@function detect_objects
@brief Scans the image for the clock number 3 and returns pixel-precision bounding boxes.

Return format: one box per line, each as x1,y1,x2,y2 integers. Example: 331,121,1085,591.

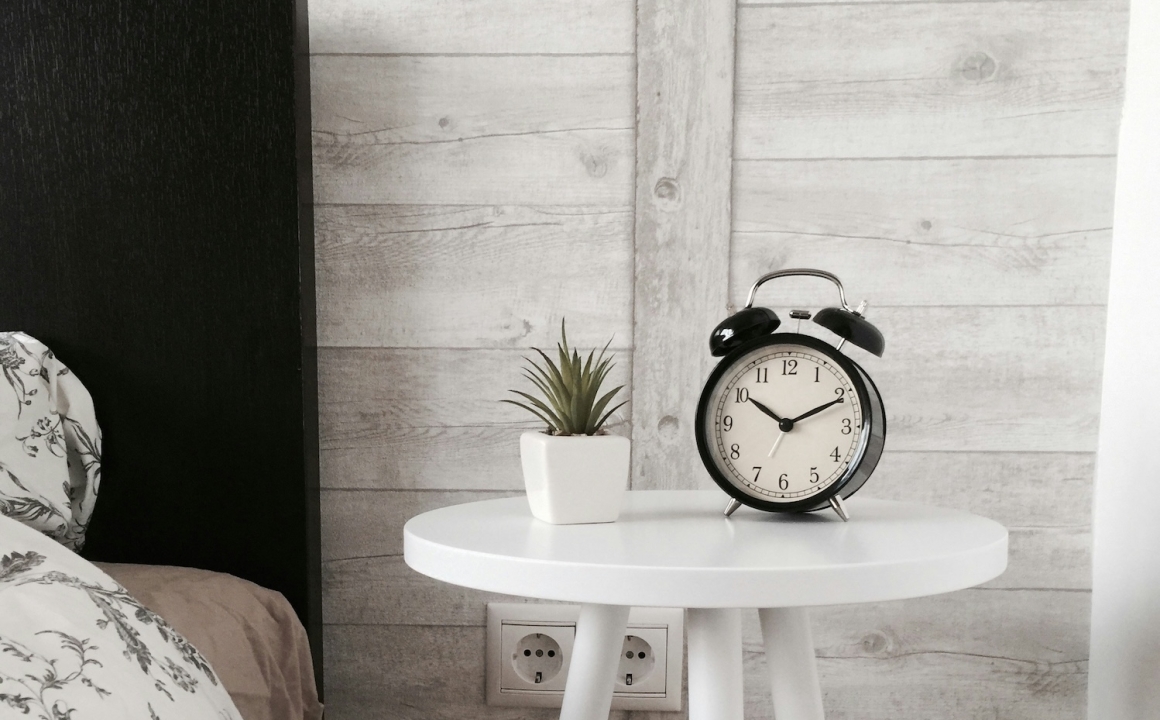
841,418,852,435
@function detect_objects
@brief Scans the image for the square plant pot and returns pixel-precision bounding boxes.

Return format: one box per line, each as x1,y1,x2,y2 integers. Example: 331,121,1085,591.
520,431,630,524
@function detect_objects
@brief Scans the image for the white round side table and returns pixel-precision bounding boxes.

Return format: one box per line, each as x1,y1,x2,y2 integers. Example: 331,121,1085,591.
404,490,1007,720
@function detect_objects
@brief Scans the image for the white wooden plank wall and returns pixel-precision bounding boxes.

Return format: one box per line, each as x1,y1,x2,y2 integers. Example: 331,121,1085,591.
726,0,1128,718
310,0,1129,717
310,1,635,717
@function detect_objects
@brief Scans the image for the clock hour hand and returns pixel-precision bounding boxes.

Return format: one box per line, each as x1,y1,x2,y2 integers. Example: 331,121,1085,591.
747,397,784,423
789,396,845,423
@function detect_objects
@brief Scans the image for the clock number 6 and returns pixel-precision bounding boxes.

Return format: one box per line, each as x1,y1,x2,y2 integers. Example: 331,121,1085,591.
778,473,789,490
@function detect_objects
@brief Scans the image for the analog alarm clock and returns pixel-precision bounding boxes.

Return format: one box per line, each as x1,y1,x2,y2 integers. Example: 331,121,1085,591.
695,269,886,521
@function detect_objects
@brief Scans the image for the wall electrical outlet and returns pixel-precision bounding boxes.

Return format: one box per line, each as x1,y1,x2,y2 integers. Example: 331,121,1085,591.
486,603,683,711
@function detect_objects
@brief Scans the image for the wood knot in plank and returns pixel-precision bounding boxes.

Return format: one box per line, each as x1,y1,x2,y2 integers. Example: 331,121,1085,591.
960,52,996,82
438,116,451,129
583,152,609,178
653,177,681,211
860,631,893,655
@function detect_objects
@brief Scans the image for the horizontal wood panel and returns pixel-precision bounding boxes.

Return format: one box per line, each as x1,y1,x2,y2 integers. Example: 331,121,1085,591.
744,590,1089,719
316,205,633,348
312,55,634,205
319,347,633,437
309,0,635,55
321,489,517,562
869,451,1092,530
314,129,633,205
734,2,1128,158
312,56,634,145
322,425,525,491
732,157,1115,307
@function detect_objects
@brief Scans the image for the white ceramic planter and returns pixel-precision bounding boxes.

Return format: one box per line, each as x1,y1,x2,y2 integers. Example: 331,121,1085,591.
519,431,630,524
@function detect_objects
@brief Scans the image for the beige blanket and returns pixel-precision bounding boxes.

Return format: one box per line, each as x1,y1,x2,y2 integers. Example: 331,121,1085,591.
96,563,323,720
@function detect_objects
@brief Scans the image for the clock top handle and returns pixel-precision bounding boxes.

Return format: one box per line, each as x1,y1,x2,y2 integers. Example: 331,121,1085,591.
744,268,851,312
743,268,886,358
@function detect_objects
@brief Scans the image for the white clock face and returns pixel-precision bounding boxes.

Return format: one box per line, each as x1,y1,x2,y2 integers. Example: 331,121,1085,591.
706,342,865,503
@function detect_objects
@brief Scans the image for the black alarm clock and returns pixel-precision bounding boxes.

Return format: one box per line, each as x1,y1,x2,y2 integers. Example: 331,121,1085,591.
695,269,886,521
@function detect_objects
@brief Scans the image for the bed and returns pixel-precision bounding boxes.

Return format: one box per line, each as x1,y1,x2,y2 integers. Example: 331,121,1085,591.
1,0,321,716
0,333,322,720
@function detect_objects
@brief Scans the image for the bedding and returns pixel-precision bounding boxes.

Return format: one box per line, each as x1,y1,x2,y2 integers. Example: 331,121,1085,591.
0,332,101,550
95,563,323,720
0,512,241,719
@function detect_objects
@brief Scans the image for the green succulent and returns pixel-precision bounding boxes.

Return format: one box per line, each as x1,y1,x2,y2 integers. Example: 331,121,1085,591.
503,321,627,436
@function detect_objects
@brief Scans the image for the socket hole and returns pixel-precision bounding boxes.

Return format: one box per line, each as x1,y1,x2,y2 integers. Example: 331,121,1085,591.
513,633,564,685
617,634,657,688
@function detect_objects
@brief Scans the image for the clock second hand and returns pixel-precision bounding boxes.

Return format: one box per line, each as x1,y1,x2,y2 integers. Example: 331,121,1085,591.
767,430,786,458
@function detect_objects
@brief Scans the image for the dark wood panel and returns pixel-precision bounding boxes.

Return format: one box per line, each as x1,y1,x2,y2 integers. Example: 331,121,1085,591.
0,0,321,691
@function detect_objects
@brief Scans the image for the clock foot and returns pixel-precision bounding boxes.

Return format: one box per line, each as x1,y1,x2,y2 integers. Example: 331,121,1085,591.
723,498,743,517
829,495,850,522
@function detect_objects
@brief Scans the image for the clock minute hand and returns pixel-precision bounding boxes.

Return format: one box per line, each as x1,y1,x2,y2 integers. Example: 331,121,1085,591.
747,397,784,423
790,396,845,423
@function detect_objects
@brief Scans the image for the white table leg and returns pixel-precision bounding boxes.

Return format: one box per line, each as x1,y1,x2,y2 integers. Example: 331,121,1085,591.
687,608,744,720
759,607,825,720
560,603,630,720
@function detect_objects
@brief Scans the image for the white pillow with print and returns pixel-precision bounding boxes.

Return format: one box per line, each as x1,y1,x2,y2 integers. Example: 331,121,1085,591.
0,332,102,550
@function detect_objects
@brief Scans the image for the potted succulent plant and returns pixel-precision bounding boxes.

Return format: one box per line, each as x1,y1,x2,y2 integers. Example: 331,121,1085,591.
503,322,629,524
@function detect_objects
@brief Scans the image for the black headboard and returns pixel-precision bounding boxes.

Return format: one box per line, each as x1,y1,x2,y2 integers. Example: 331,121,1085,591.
0,0,321,691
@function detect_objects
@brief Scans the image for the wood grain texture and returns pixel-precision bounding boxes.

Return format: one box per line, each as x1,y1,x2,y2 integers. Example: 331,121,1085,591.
309,0,634,55
316,205,633,348
734,1,1129,159
631,0,736,491
732,157,1115,307
318,347,632,428
321,489,515,561
312,55,634,205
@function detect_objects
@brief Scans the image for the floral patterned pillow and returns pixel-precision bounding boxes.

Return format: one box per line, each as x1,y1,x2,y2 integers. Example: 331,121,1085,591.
0,332,102,550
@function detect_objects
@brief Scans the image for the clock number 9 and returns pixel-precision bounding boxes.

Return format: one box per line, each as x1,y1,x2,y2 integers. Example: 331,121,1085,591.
778,473,789,490
723,415,733,432
730,444,740,459
841,418,851,435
